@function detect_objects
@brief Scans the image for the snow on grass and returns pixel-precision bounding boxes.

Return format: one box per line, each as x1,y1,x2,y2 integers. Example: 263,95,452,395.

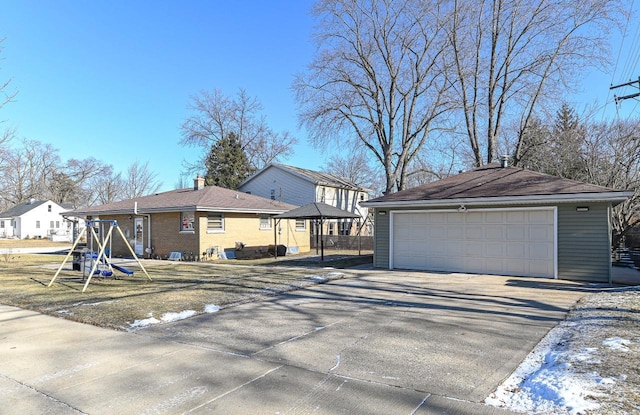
204,304,220,313
128,304,221,330
486,288,638,414
602,337,631,352
485,321,608,414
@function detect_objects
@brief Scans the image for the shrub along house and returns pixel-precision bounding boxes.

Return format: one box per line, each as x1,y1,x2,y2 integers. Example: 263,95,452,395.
69,177,310,260
361,161,632,283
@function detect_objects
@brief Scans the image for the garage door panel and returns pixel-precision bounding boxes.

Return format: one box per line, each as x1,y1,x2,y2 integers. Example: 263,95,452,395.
506,226,526,241
393,209,554,278
529,243,552,260
447,226,464,239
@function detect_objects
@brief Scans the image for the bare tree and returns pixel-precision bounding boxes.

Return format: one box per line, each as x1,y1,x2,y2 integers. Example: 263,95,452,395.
47,157,113,207
0,37,17,112
322,141,383,194
89,169,124,205
0,139,60,206
582,119,640,248
294,0,454,194
122,161,162,199
180,88,297,172
448,0,624,167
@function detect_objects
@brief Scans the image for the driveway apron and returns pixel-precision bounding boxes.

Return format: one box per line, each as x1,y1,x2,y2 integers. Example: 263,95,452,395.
0,269,589,414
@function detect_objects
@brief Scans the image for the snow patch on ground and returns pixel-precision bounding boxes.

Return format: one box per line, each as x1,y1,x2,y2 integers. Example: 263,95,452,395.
128,304,221,330
486,287,638,414
602,337,631,352
309,272,343,283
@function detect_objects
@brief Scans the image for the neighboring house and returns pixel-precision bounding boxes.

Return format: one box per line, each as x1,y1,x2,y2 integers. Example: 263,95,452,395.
0,199,76,241
239,163,371,236
69,176,310,259
361,162,633,283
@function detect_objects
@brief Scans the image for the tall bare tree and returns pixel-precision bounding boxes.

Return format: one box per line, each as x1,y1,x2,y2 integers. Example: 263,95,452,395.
47,157,113,207
322,142,382,195
180,88,297,172
122,161,162,199
294,0,453,194
0,140,59,206
0,37,16,112
89,169,124,205
448,0,624,166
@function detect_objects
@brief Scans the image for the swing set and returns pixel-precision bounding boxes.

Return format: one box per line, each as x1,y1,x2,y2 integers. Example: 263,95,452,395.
49,220,152,293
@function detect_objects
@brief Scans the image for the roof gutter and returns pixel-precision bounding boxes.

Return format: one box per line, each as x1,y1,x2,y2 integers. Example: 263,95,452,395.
360,191,634,208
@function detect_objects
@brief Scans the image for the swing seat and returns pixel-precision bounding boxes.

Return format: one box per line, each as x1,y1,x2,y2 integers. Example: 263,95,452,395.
93,269,101,275
101,270,113,277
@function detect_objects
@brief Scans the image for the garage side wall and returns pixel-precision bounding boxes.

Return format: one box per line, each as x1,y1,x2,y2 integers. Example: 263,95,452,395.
373,209,390,268
557,203,611,283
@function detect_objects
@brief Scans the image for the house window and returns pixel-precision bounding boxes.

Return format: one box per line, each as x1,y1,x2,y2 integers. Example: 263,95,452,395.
181,212,195,231
320,187,326,203
339,220,352,235
295,218,306,231
36,221,40,229
327,222,335,235
270,189,275,200
56,221,60,228
48,205,52,212
360,193,365,201
0,221,4,228
50,221,54,228
207,213,224,232
259,214,272,230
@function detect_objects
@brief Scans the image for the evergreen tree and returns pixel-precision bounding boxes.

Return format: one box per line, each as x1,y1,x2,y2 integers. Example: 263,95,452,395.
204,133,254,189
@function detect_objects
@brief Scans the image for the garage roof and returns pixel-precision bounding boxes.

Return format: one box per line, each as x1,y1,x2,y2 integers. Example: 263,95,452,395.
362,164,633,207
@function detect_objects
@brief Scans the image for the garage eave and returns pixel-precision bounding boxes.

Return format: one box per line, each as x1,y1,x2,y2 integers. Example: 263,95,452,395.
361,191,633,209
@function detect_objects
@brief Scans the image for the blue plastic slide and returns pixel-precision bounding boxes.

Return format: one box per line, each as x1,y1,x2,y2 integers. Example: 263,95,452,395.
110,264,134,276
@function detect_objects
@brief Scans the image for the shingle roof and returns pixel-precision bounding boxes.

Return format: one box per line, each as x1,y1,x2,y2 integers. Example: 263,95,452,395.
0,200,49,218
70,185,299,216
275,202,360,219
363,164,631,207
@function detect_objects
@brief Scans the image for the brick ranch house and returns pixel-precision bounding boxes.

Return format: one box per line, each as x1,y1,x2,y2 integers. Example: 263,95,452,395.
69,177,310,260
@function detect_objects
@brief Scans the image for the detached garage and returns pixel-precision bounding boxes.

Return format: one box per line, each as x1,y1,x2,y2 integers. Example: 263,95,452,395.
362,163,632,283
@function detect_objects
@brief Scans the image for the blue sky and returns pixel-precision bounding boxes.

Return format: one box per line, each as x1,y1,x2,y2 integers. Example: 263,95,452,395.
0,1,638,193
0,0,317,191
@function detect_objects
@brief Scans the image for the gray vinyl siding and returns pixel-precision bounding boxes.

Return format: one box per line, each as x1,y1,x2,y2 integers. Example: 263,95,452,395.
557,203,611,283
373,209,390,268
239,166,315,206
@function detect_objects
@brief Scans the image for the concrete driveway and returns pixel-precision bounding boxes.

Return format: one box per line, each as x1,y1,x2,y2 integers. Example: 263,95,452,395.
0,268,591,414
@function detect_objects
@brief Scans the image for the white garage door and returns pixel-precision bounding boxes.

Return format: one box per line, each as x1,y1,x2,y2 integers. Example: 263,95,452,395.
392,209,555,278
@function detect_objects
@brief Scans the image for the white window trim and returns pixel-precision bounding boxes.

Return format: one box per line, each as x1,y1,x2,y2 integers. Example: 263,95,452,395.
206,213,225,234
259,214,272,230
295,218,306,231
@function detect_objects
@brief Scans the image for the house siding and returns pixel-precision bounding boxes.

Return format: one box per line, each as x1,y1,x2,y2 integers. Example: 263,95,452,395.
372,209,390,268
557,203,611,282
239,166,315,206
371,203,612,282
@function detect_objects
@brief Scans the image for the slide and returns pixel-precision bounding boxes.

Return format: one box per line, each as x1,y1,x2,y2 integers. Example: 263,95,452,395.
111,263,134,276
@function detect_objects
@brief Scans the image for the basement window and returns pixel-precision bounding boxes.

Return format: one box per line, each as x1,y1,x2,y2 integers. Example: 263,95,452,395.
207,213,224,233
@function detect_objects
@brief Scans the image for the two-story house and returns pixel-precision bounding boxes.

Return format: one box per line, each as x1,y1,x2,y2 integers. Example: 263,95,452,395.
238,163,371,237
0,199,76,241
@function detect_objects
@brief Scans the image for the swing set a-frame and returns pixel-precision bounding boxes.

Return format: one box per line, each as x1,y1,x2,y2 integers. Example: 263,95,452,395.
48,220,152,293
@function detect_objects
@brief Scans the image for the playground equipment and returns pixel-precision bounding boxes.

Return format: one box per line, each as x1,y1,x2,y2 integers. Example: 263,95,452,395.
48,220,151,292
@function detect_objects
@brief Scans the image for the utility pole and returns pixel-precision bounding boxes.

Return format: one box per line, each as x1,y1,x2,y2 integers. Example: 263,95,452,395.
610,76,640,104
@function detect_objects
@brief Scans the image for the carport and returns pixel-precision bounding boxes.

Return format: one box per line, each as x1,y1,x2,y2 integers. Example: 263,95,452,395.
274,202,360,260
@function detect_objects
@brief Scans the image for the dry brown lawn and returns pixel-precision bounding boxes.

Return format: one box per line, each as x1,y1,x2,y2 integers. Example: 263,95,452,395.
0,253,368,331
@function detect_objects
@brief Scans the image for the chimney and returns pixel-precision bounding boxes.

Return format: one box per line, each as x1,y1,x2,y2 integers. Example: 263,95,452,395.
500,155,510,168
194,175,205,190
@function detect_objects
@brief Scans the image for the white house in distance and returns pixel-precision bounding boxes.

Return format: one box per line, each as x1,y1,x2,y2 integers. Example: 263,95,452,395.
239,163,371,236
0,199,76,241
